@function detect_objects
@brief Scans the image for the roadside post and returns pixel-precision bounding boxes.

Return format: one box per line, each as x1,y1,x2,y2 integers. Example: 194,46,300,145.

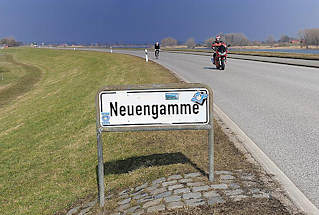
0,70,7,81
95,83,214,207
145,49,148,62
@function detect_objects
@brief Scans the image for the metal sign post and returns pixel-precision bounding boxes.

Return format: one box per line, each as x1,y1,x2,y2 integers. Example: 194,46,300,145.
208,125,214,181
96,127,105,207
95,83,214,207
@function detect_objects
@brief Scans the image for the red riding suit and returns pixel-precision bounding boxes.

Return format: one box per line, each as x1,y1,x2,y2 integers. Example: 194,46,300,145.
211,41,227,64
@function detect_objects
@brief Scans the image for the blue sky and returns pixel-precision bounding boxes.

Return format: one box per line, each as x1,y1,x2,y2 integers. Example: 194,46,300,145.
0,0,318,44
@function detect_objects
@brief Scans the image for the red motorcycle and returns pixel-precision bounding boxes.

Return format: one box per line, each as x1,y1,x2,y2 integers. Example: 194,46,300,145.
212,44,229,70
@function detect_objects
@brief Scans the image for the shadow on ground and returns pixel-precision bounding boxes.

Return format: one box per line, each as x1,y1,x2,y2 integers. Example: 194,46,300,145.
101,152,207,177
203,66,219,70
203,66,229,72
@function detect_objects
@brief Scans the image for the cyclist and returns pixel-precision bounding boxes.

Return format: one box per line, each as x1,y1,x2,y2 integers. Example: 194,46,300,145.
154,42,160,58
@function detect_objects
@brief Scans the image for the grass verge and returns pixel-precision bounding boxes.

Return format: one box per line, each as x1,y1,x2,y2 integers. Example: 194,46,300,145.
0,47,179,215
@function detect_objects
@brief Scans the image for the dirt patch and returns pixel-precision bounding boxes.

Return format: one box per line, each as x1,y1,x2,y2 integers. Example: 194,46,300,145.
149,198,293,215
0,55,42,108
0,83,11,92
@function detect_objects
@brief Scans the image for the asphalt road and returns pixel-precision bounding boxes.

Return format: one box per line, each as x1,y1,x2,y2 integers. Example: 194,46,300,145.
165,51,319,68
112,49,319,209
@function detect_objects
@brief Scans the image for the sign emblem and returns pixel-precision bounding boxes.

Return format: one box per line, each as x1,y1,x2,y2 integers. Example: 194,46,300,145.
101,112,110,125
165,93,179,100
191,92,208,105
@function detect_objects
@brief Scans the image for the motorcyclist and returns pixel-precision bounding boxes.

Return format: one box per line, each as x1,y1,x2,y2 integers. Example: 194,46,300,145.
211,35,227,64
154,42,160,58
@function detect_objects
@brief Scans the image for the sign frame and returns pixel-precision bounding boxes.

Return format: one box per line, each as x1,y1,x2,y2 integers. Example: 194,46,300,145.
95,83,214,207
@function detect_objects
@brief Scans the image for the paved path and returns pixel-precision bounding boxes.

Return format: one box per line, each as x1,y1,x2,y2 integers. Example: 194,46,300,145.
110,171,271,215
66,171,273,215
109,49,319,209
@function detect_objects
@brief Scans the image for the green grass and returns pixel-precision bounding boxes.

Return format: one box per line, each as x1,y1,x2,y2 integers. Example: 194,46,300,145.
0,55,23,88
0,48,184,214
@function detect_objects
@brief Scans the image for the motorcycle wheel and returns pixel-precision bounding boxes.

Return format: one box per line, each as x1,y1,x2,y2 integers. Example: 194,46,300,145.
221,59,225,70
215,59,220,69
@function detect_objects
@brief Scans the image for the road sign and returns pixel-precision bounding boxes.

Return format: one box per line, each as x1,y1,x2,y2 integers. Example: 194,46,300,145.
98,88,209,128
95,83,214,207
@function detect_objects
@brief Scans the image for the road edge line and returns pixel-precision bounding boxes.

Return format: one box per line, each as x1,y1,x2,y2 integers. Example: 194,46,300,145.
213,104,319,215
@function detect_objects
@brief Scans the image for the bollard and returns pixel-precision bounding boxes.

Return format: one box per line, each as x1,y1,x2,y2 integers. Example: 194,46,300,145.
145,49,148,62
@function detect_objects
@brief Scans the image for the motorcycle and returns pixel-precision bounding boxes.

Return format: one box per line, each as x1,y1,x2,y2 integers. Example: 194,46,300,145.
211,44,230,70
155,49,160,59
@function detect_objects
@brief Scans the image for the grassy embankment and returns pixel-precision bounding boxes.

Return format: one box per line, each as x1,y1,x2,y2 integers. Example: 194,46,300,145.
0,48,289,215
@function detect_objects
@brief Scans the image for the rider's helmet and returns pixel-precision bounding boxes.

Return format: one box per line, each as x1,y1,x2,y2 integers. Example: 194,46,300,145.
215,35,221,43
156,41,159,45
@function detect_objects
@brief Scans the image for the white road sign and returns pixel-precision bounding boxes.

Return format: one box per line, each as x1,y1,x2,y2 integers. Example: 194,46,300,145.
98,88,209,127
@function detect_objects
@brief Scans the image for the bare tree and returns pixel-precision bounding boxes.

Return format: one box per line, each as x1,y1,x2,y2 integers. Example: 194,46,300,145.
0,37,21,47
224,33,249,46
298,30,305,47
299,28,319,48
265,35,276,45
280,35,290,43
204,37,215,48
185,38,196,49
161,37,178,47
313,29,319,47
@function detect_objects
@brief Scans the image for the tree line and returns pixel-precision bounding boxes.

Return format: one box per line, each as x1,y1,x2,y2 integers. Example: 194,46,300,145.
299,28,319,48
0,37,22,47
160,28,319,48
161,33,251,48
